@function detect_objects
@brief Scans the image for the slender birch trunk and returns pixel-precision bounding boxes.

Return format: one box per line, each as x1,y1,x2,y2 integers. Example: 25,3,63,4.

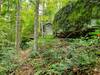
41,0,45,46
34,0,39,50
16,0,21,52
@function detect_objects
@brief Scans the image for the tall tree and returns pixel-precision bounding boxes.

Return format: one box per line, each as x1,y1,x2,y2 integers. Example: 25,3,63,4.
16,0,21,52
34,0,39,50
40,0,45,46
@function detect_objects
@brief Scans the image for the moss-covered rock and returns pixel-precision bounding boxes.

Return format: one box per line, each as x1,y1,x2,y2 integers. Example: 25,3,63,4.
53,0,100,37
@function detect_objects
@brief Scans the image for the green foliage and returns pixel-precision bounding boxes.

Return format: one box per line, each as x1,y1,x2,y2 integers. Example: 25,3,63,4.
0,47,17,75
0,0,100,75
21,1,35,37
30,38,99,75
67,46,97,66
90,19,100,36
69,38,99,46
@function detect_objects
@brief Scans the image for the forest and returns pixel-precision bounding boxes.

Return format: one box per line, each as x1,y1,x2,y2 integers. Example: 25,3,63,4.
0,0,100,75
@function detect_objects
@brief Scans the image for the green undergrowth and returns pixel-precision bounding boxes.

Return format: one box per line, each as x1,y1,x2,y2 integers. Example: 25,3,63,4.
0,35,100,75
0,47,18,75
29,37,100,75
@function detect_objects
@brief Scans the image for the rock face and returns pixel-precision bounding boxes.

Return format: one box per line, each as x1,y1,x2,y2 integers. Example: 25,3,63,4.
44,23,53,35
53,0,100,38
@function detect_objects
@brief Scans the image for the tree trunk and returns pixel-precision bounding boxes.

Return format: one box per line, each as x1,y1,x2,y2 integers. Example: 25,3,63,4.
41,0,45,46
34,0,39,50
16,0,21,52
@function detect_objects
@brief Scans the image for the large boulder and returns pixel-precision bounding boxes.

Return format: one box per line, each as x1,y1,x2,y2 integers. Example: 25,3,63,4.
53,0,100,38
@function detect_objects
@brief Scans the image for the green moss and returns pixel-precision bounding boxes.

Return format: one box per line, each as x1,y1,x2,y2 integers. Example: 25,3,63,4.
53,0,100,33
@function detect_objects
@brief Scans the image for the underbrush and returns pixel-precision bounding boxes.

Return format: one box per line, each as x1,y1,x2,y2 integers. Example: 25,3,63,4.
0,47,18,75
0,36,100,75
29,37,100,75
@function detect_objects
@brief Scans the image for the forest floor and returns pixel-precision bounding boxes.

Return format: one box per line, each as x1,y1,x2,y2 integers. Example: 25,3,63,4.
10,37,100,75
